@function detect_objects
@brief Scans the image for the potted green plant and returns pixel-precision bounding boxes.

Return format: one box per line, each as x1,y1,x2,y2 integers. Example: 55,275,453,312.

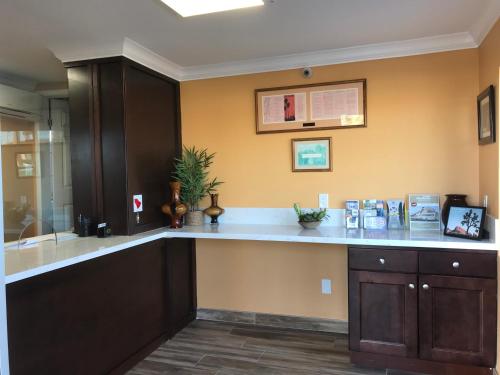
173,146,222,226
293,203,329,229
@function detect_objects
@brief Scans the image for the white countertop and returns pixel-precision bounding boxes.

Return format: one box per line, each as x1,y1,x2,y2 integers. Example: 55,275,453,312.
5,224,498,284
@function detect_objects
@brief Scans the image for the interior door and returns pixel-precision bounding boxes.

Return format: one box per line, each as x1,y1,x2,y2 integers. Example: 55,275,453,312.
349,270,418,357
419,275,497,367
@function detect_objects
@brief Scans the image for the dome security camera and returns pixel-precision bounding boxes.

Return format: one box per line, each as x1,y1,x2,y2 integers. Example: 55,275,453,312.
302,67,313,78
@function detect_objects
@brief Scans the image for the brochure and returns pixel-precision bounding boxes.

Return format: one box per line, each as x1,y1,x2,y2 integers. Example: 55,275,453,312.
363,200,385,229
408,194,441,231
387,199,405,229
345,200,360,229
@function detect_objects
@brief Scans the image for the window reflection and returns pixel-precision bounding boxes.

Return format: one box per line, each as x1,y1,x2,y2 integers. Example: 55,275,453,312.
0,85,73,243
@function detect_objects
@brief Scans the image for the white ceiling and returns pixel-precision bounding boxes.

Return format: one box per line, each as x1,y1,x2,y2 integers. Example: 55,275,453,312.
0,0,499,84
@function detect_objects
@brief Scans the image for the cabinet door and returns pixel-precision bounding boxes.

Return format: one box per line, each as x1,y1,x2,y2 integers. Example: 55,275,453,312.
124,64,180,235
165,238,197,337
419,275,496,367
349,271,418,357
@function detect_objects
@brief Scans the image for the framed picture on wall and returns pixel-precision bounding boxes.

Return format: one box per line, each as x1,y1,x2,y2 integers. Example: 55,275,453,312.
477,85,496,145
291,137,332,172
255,79,366,134
444,205,486,240
16,153,35,178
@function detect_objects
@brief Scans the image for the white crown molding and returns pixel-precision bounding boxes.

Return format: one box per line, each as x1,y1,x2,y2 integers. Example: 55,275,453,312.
54,38,184,81
469,0,500,45
181,32,477,81
122,38,183,81
53,42,123,64
54,32,477,82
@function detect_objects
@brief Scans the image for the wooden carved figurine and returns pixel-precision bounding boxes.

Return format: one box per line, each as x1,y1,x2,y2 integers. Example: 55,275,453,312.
161,181,187,228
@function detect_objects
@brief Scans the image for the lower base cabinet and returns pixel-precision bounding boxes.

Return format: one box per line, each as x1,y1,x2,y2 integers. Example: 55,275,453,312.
349,246,497,375
6,238,196,375
165,238,197,337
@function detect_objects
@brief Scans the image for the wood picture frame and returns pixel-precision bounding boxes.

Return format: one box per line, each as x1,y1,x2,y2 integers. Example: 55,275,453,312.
291,137,332,172
444,205,486,241
477,85,496,145
255,79,366,134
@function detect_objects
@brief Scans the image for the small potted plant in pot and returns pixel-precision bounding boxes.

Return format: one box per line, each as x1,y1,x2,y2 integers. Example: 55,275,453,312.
293,203,329,229
173,146,222,226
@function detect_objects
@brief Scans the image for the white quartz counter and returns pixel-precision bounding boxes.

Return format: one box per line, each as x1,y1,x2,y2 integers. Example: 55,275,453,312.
5,223,498,284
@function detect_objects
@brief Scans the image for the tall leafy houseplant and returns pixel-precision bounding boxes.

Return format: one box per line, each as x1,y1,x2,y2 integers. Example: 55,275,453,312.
173,146,222,225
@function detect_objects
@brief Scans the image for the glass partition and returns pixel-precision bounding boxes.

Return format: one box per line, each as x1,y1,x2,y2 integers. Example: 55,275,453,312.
0,91,73,244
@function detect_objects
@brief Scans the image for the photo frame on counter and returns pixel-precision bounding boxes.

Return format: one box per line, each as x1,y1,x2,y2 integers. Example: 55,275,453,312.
477,85,496,145
255,79,366,134
444,205,486,241
291,137,332,172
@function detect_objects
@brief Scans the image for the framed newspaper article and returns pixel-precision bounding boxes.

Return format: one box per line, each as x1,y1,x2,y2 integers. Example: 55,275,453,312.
255,79,366,134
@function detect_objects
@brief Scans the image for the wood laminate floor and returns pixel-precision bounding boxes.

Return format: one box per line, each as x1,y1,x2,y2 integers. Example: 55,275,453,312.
127,320,389,375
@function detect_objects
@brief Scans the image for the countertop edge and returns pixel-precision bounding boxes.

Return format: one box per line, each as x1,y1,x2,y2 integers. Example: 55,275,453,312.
5,225,498,284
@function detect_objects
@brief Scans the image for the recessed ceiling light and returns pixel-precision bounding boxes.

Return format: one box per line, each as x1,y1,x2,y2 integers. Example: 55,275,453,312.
161,0,264,17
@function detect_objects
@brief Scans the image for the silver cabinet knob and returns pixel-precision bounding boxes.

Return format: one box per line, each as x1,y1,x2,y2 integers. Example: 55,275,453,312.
408,283,415,289
379,258,385,265
422,284,430,290
452,261,460,269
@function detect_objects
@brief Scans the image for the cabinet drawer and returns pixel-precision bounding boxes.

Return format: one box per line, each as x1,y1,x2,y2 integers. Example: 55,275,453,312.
419,251,497,278
349,248,418,273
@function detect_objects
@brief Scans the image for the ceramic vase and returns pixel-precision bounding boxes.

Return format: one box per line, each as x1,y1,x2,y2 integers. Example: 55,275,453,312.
161,181,187,228
204,193,225,224
442,194,468,225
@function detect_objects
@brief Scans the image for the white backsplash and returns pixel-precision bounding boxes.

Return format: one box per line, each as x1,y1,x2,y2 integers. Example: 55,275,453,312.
206,207,345,227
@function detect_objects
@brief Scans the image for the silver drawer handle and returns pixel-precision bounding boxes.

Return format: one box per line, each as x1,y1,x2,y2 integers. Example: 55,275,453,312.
452,261,460,269
422,284,430,290
408,283,415,289
379,258,385,265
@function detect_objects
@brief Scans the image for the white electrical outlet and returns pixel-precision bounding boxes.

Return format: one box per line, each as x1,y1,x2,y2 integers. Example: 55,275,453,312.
319,193,329,209
321,279,332,295
483,195,489,208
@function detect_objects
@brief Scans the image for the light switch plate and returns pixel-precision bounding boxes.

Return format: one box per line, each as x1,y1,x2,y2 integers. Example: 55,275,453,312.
321,279,332,294
319,193,329,209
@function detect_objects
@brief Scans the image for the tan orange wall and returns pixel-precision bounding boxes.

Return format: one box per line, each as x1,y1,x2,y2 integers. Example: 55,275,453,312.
181,49,480,321
478,19,500,218
477,18,500,373
195,240,348,319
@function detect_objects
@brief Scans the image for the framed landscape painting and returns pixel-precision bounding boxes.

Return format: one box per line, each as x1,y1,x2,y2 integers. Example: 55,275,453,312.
291,137,332,172
444,205,486,240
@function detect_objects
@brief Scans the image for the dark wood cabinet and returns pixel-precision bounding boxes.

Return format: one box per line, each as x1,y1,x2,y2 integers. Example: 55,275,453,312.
66,57,181,235
349,247,497,375
419,274,497,367
66,65,101,226
349,271,417,357
7,238,196,375
165,238,197,337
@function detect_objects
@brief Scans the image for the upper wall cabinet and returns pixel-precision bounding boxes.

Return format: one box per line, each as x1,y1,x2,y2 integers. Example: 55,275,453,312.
65,57,181,235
